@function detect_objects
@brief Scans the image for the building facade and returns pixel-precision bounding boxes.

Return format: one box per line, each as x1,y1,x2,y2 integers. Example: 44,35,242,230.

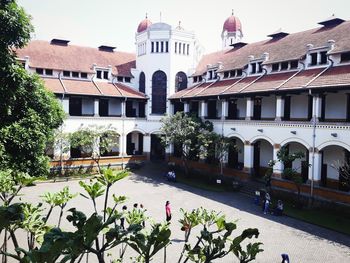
17,14,350,202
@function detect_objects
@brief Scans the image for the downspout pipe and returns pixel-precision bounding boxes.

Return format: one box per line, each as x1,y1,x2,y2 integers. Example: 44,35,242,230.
309,55,334,203
112,76,127,169
58,71,66,176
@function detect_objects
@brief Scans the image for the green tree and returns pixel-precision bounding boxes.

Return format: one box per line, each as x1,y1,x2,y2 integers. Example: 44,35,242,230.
0,0,65,176
69,125,119,175
160,112,217,175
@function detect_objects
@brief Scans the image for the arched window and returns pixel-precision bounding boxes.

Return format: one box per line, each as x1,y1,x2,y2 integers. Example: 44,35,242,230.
152,70,167,114
175,71,187,92
139,72,145,93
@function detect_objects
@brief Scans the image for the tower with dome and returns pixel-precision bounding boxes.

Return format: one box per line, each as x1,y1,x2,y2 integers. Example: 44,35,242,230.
221,10,243,49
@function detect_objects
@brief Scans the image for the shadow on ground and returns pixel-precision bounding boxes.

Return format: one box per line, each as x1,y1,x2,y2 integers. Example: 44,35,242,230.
130,161,350,248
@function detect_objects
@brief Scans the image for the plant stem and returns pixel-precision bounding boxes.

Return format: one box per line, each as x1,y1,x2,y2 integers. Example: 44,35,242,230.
9,230,20,258
44,206,54,223
58,206,64,227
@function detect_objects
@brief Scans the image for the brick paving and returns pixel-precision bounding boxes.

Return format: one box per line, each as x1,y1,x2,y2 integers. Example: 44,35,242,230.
18,162,350,262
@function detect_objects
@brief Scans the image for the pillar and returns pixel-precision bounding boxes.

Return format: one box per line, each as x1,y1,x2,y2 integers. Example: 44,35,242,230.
119,134,127,156
245,97,253,120
121,101,126,117
272,144,283,178
94,98,99,117
221,100,228,119
61,97,69,114
275,96,284,121
143,133,151,160
169,102,174,116
200,101,207,118
312,95,322,122
308,149,322,184
243,142,254,174
184,102,190,113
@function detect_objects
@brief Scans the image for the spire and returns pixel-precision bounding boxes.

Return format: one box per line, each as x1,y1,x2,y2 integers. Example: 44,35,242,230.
145,12,148,19
232,9,234,16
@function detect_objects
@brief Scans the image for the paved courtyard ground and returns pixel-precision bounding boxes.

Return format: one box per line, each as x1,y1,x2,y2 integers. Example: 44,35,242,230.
17,162,350,262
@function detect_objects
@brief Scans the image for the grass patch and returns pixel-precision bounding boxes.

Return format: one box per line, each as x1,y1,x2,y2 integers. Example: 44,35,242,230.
277,199,350,235
176,174,225,192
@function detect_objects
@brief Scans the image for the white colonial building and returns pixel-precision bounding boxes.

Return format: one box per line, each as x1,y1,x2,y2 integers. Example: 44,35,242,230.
17,14,350,202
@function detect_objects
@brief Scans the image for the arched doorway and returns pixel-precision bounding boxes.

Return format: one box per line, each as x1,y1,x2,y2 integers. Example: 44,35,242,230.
152,70,167,114
175,71,187,92
281,142,309,183
252,139,273,177
150,134,165,161
126,131,144,155
227,137,244,170
320,145,350,191
139,72,145,93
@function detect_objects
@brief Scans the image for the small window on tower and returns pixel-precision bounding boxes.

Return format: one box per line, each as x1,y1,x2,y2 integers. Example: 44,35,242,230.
151,42,154,53
166,41,169,52
161,41,164,52
156,42,159,52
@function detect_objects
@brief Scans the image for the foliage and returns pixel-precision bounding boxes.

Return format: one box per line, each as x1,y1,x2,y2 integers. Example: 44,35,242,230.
178,207,263,263
69,125,119,175
271,147,307,204
331,160,350,191
160,112,218,175
0,0,65,176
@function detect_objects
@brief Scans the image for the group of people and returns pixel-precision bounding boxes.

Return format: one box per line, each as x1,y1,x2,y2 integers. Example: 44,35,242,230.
165,170,176,182
120,203,146,230
257,191,284,216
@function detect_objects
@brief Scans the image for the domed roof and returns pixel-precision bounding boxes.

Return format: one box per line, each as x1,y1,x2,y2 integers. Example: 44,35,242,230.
223,11,242,33
137,15,152,33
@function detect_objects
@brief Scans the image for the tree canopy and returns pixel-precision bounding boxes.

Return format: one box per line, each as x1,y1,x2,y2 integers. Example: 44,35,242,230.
0,0,65,176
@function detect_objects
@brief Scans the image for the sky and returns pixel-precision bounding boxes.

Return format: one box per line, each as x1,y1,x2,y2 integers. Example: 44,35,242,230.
17,0,350,54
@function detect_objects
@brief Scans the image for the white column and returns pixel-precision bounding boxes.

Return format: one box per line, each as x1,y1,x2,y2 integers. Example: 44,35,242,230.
273,145,284,177
275,96,284,121
145,101,149,118
200,101,207,118
143,134,151,160
308,150,322,183
121,101,126,117
221,100,228,119
119,134,127,156
184,102,190,113
94,98,99,116
169,102,174,115
246,97,254,120
62,97,69,114
312,95,322,121
243,143,254,174
317,52,321,65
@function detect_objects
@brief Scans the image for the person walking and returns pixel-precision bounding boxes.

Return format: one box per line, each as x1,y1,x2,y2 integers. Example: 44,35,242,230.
165,201,172,222
120,205,127,230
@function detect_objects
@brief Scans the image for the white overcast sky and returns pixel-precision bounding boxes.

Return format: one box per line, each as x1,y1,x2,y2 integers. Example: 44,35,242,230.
18,0,350,54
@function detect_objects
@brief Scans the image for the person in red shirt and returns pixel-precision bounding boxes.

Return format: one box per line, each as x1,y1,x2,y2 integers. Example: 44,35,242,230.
165,201,171,222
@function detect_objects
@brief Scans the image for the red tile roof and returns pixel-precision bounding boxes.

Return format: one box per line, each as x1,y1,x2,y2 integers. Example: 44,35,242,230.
307,65,350,88
41,77,146,99
16,40,136,77
194,21,350,76
279,68,323,90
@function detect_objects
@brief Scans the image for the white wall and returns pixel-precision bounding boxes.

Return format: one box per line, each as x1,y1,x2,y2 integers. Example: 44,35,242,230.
109,99,121,116
325,92,347,120
261,96,276,119
82,99,94,115
323,146,345,180
260,140,273,167
290,94,308,119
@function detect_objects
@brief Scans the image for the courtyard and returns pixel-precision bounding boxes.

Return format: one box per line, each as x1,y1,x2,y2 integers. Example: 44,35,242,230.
18,163,350,262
